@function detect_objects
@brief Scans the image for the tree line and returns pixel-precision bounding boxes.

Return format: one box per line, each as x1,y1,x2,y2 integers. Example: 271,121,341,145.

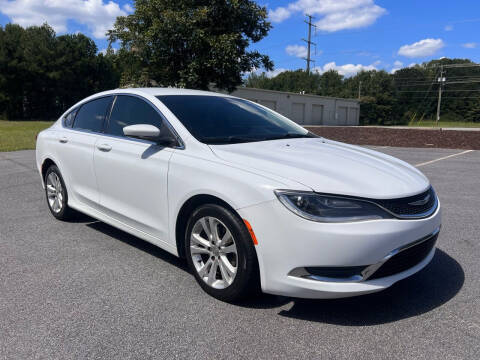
245,60,480,125
0,24,120,120
1,0,479,124
0,0,272,120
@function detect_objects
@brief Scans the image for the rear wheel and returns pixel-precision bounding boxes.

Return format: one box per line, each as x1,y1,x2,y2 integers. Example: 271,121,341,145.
185,204,260,302
44,165,76,220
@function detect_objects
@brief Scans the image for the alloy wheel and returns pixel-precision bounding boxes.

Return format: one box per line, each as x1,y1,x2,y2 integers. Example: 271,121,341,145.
46,172,64,213
190,216,238,289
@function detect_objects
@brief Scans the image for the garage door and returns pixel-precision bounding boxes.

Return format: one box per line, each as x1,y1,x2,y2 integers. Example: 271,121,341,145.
337,106,348,125
291,103,305,124
348,108,358,125
311,104,324,125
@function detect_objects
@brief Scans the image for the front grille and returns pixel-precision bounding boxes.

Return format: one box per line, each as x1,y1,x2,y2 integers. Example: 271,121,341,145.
374,187,437,218
369,233,438,280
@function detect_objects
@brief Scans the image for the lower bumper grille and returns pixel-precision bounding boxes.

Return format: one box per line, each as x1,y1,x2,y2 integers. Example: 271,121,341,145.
368,233,438,280
289,228,439,283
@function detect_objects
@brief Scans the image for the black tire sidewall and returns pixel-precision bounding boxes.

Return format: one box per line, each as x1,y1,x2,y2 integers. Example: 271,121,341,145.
185,204,259,302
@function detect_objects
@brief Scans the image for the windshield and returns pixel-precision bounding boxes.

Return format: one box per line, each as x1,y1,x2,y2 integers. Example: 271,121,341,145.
157,95,314,144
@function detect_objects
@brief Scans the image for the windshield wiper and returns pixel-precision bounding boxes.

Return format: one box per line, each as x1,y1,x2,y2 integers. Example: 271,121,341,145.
202,136,264,144
264,132,316,141
203,132,317,144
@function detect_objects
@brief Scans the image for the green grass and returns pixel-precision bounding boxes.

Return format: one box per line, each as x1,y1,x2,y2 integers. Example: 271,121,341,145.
408,120,480,128
0,120,54,152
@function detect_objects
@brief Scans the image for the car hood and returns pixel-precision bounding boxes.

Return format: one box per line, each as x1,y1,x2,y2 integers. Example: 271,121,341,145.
209,138,430,199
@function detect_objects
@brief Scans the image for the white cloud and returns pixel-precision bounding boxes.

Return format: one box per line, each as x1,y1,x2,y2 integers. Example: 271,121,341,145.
314,61,378,77
444,25,453,31
269,0,387,32
285,44,308,58
390,60,403,73
462,42,477,49
398,38,445,58
263,68,288,78
269,7,291,22
247,67,288,78
0,0,132,39
122,4,133,13
270,68,288,77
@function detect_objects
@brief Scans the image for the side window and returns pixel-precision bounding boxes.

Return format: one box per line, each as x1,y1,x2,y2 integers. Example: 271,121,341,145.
63,108,78,128
106,95,169,137
73,97,112,133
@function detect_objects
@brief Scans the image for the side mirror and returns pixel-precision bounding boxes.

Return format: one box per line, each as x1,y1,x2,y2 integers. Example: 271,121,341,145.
123,124,160,140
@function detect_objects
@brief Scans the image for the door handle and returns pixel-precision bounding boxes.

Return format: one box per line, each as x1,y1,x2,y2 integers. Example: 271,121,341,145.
97,143,112,152
59,137,68,143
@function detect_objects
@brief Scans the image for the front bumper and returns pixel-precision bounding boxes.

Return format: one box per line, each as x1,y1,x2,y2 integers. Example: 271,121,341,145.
237,198,441,299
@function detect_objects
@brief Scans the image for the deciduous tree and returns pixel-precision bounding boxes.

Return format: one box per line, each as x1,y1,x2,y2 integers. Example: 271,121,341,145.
108,0,273,91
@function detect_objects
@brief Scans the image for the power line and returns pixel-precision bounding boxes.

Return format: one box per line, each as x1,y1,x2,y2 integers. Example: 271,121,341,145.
446,79,480,84
441,63,480,68
397,89,480,93
403,96,480,99
409,68,440,125
395,79,480,87
394,75,480,81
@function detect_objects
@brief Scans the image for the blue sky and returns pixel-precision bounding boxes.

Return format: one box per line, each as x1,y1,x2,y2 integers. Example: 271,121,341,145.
1,0,479,77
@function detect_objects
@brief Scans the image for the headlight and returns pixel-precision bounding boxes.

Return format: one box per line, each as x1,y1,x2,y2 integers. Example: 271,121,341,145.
274,190,393,223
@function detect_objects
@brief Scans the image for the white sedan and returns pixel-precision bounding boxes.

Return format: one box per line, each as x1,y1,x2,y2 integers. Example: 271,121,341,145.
36,88,441,301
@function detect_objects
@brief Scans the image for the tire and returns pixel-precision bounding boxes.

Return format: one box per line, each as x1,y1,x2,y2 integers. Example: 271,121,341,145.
44,165,76,221
185,203,260,302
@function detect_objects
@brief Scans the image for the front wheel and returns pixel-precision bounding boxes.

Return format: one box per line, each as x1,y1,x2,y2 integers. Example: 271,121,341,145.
185,204,260,302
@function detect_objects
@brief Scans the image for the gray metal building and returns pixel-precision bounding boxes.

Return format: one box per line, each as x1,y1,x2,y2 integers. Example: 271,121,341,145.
226,87,360,126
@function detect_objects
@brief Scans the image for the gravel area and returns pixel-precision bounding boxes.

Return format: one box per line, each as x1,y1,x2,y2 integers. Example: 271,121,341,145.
306,126,480,150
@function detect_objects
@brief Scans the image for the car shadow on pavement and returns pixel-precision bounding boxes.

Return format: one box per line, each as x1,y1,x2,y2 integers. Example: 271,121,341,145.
83,220,464,316
86,221,189,272
277,249,464,325
85,220,294,309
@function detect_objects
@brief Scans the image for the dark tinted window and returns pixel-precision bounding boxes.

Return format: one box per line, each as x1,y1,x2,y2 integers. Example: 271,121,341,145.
63,108,77,128
106,95,168,137
157,95,309,144
73,97,112,132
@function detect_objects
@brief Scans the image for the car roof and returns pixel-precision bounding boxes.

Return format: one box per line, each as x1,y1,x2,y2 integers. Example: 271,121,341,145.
97,87,231,98
60,87,235,120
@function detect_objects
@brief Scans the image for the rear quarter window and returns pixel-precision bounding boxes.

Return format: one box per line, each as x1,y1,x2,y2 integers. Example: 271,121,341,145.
63,109,78,128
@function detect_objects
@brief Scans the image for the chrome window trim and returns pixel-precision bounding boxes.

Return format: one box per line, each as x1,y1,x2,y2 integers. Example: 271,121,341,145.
61,93,185,150
62,107,79,128
66,95,114,133
106,93,185,150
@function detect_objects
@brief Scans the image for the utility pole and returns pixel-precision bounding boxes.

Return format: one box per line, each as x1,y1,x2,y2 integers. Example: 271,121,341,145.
358,80,362,99
302,14,316,73
436,66,446,126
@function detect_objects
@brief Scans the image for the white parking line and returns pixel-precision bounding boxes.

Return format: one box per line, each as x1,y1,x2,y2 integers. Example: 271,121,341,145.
415,150,474,167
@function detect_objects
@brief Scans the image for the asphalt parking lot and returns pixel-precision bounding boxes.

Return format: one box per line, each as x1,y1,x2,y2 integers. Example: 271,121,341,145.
1,147,479,359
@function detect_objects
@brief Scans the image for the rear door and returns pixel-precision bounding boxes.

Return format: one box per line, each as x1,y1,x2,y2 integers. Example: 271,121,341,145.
93,95,175,243
56,96,112,208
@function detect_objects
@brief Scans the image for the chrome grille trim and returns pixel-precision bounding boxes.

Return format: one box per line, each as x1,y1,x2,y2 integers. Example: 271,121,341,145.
288,226,440,283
